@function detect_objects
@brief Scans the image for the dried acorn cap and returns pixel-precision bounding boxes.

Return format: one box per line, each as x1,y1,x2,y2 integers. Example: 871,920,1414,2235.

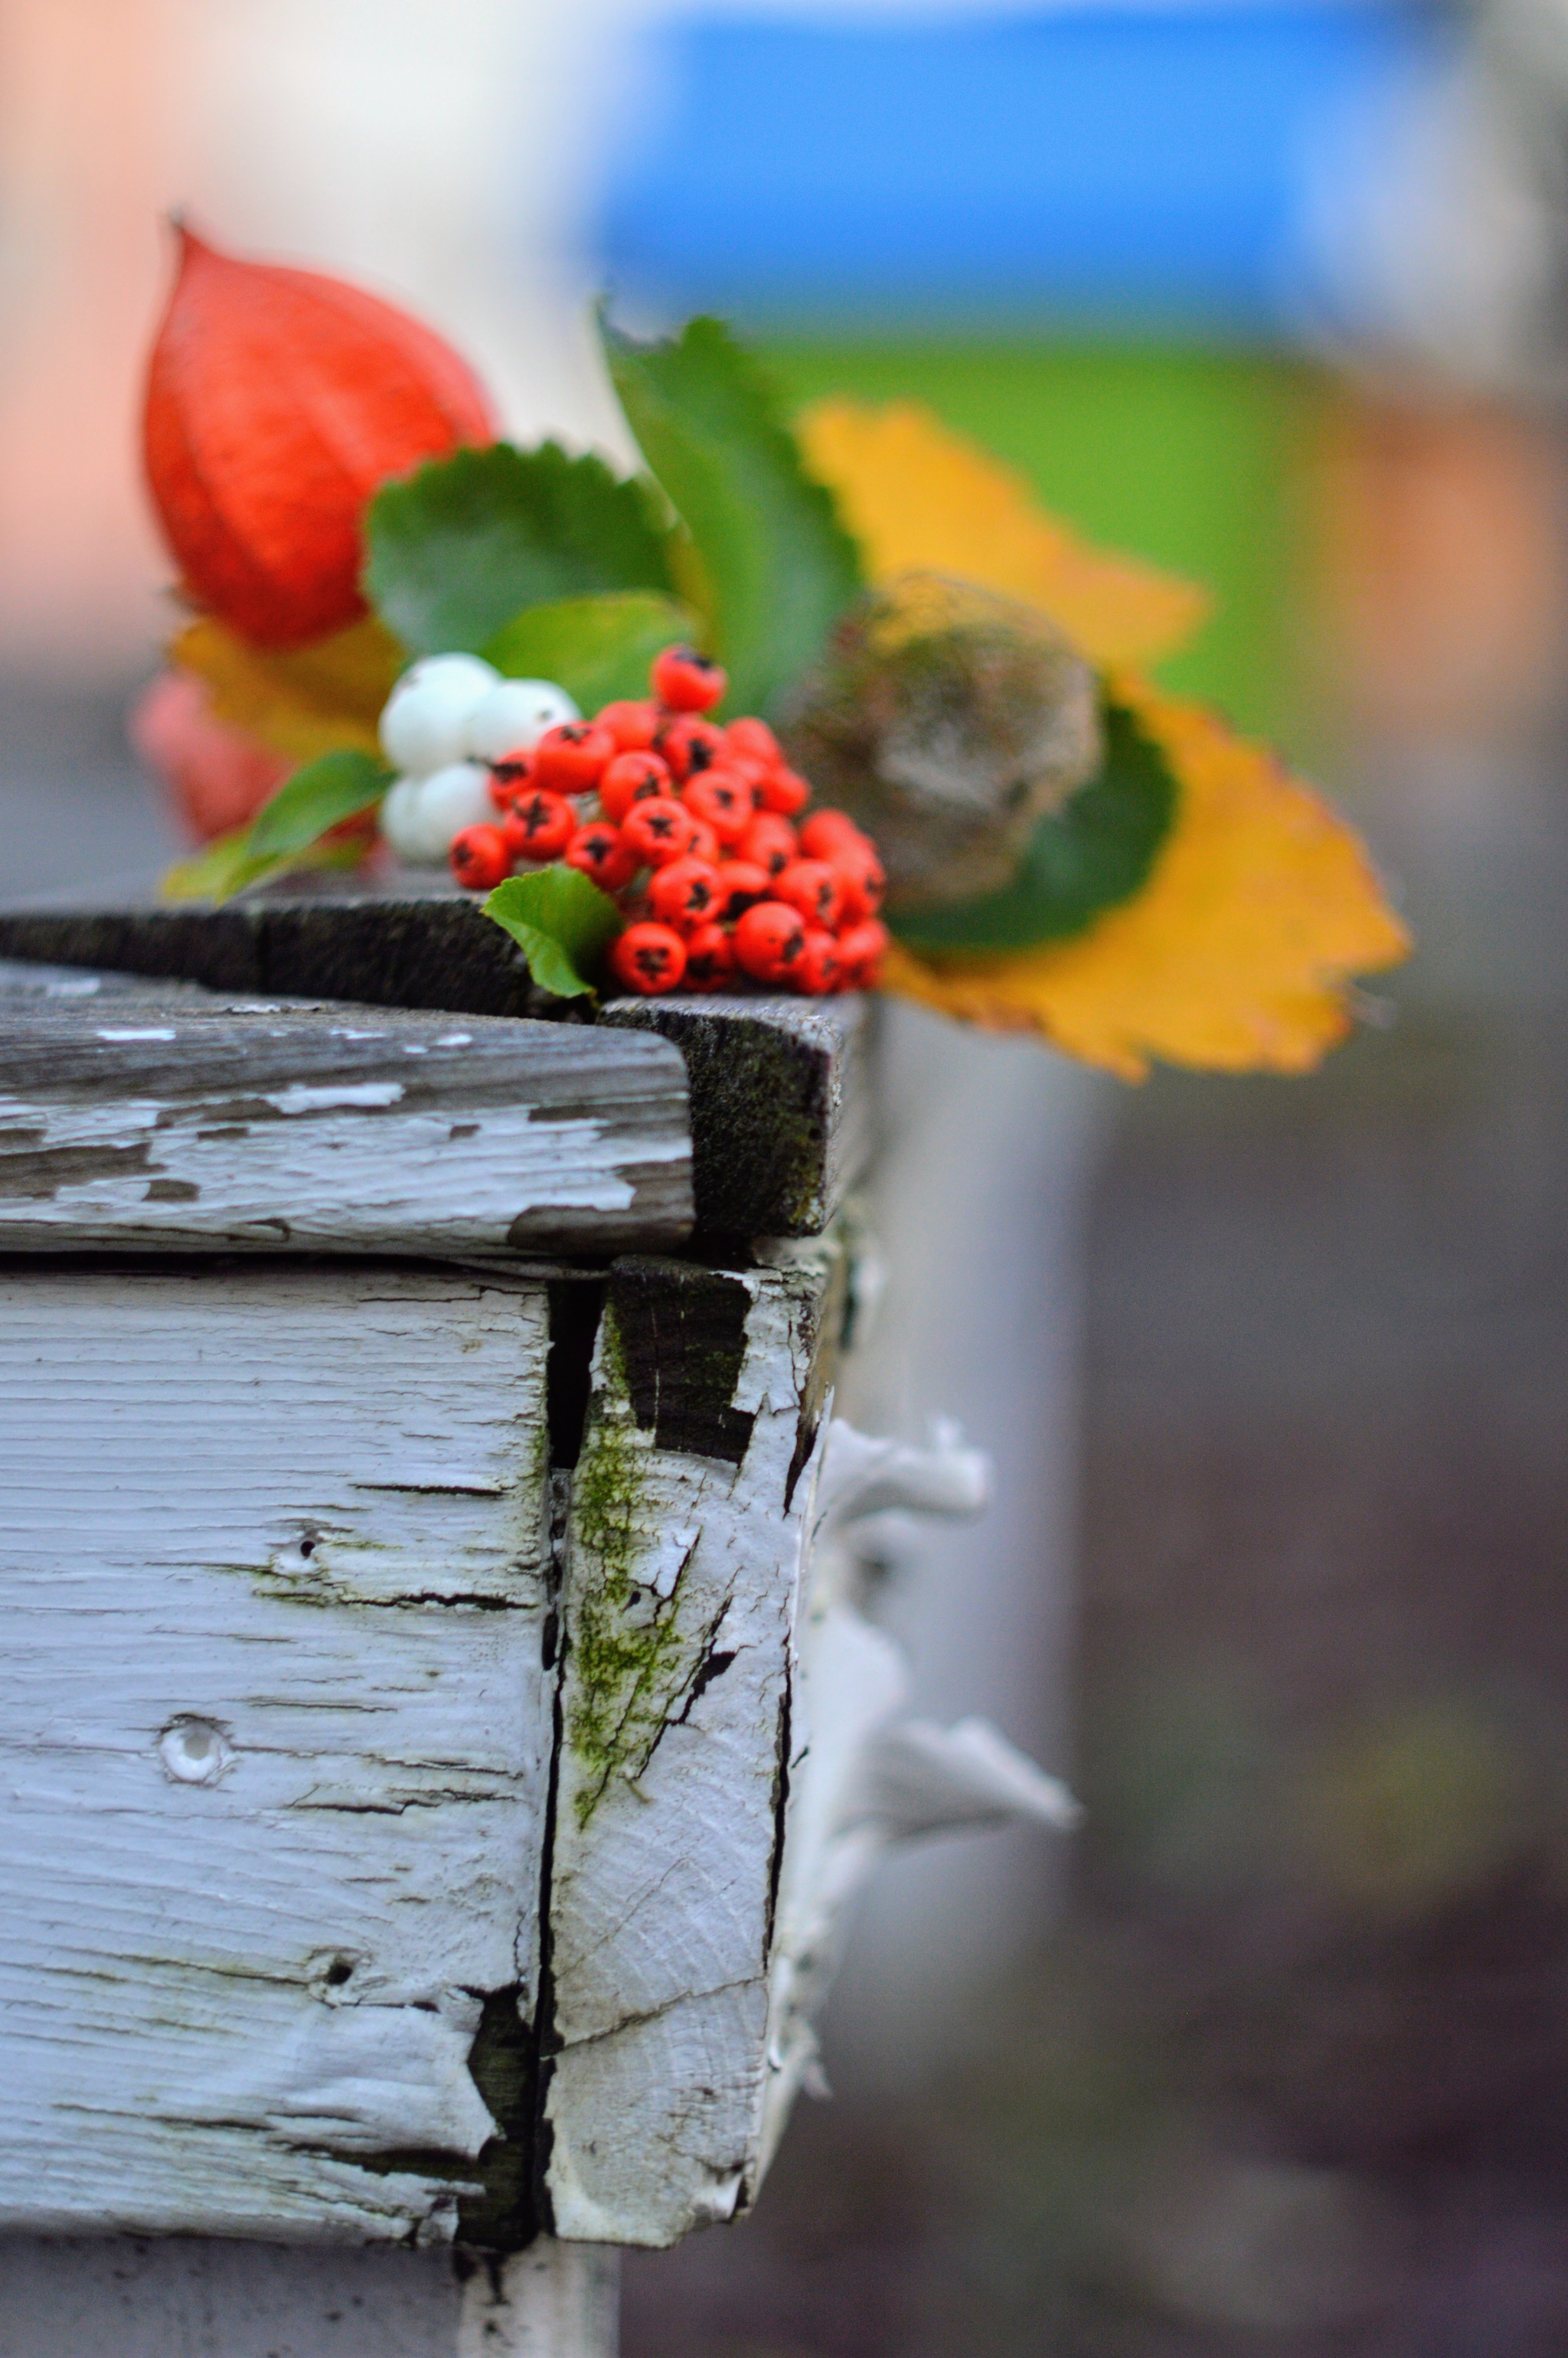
777,570,1101,906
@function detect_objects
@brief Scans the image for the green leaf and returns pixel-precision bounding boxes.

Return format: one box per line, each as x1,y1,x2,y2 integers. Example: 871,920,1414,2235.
364,442,677,657
162,826,275,905
482,591,698,711
161,748,390,905
602,315,864,717
888,700,1179,955
482,866,625,1001
247,748,391,861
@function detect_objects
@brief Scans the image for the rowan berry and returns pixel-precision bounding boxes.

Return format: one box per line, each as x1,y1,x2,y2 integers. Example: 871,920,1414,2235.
611,922,687,995
501,787,575,864
775,857,844,930
716,756,770,812
797,927,842,995
836,918,890,989
712,860,770,924
725,716,782,771
758,764,810,818
596,698,662,753
622,795,703,869
683,923,737,991
685,817,722,867
651,645,727,714
740,813,797,877
566,821,637,893
533,720,615,795
487,748,534,808
599,750,673,823
682,769,752,847
798,808,867,861
449,823,513,892
733,900,807,985
648,856,722,934
830,840,886,924
656,714,725,781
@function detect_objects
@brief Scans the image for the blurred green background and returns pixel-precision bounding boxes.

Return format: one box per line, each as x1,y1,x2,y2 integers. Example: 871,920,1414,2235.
769,341,1318,748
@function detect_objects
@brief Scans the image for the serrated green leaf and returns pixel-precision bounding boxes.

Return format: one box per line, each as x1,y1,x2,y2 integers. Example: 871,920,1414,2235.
602,315,864,717
364,442,677,657
482,866,625,1001
888,700,1178,955
482,591,698,711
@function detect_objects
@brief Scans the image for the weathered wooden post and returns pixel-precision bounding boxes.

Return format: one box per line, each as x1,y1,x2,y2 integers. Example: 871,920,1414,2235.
0,894,1074,2355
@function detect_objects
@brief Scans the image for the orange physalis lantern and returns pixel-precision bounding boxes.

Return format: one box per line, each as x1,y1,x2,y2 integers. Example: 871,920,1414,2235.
142,223,498,649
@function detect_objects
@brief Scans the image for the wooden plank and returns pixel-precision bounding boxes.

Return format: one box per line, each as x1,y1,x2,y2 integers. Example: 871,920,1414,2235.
0,887,554,1018
0,996,692,1255
0,900,272,992
540,1239,847,2247
0,892,871,1238
0,1263,554,2245
0,957,221,1005
0,2237,619,2356
598,994,871,1238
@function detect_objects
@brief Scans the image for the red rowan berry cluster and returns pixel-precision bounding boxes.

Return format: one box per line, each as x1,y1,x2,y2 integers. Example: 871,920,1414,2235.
447,645,888,997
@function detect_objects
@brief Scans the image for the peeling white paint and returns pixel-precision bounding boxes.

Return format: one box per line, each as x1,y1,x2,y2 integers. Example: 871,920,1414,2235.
0,1094,690,1252
0,1193,1070,2271
191,1991,498,2158
266,1080,406,1113
0,1001,695,1252
0,1265,554,2243
756,1416,1080,2177
544,1252,841,2249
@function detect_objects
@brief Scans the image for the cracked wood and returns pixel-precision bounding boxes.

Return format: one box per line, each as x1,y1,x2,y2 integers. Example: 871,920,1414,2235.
0,1264,554,2243
541,1239,846,2247
0,994,692,1255
0,888,873,1242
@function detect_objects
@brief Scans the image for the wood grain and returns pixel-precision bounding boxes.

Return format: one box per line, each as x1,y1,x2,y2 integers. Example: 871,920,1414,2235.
0,891,872,1239
541,1242,847,2247
0,998,692,1255
0,1264,554,2244
599,995,872,1239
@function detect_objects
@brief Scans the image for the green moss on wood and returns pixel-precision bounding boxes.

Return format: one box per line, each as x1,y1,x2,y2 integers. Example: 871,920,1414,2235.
564,1310,713,1827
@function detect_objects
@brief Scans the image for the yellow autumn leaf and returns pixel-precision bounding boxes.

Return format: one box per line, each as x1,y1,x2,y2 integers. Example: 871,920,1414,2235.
797,398,1209,669
884,674,1411,1080
170,612,404,763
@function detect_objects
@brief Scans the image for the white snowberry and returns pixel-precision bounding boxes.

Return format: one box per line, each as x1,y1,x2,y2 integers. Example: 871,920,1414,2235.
461,678,580,764
378,654,500,777
409,761,493,862
378,775,430,864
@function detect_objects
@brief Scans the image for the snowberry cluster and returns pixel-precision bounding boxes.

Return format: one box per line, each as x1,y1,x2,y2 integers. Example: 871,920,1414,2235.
377,656,580,864
379,645,887,998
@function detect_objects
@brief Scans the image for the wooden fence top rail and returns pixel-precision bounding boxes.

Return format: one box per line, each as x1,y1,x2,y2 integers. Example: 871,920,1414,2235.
0,972,692,1256
0,886,873,1237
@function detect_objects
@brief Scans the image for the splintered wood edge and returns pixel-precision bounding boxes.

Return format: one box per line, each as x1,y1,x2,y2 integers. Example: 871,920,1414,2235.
541,1239,849,2245
0,903,874,1239
0,989,693,1256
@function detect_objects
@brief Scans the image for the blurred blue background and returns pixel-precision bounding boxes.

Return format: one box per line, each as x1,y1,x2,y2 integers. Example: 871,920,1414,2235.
599,1,1441,338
